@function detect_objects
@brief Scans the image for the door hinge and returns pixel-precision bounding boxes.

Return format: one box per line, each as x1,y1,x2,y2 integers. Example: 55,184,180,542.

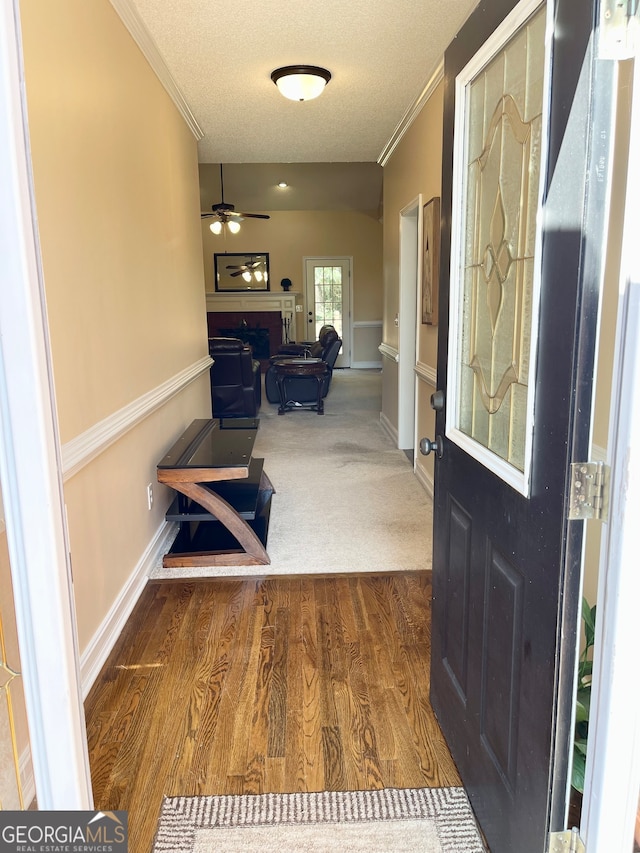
599,0,639,60
548,828,586,853
568,461,609,521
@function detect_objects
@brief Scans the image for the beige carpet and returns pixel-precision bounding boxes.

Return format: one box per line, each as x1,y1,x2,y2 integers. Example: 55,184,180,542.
152,788,486,852
151,369,433,579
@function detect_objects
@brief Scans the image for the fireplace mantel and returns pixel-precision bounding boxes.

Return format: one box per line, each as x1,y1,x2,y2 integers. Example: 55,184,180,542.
205,291,301,318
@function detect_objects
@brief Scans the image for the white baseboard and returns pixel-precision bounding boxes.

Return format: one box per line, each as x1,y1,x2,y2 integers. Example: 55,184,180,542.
379,411,398,445
414,462,434,499
79,521,177,698
350,361,382,369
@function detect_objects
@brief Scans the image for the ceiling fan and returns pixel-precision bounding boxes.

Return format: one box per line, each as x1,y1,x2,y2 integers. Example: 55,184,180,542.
201,164,270,233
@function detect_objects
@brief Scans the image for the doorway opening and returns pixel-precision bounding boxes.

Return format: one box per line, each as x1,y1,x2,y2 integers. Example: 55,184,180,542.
398,197,422,450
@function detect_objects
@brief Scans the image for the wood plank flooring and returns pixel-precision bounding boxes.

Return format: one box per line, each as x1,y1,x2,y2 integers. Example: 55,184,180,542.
84,572,460,853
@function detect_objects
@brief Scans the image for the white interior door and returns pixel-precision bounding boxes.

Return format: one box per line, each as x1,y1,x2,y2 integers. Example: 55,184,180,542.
304,257,351,368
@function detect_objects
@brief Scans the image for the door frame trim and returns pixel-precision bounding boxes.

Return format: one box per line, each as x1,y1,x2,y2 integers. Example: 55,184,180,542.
581,52,640,849
0,0,92,808
398,195,422,451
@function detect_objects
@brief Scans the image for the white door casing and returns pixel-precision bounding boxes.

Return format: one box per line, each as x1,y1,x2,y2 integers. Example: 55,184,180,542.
398,197,422,451
581,45,640,852
0,0,92,808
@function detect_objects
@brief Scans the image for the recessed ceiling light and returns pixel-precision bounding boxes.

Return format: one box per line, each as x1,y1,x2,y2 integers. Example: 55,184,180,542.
277,181,288,188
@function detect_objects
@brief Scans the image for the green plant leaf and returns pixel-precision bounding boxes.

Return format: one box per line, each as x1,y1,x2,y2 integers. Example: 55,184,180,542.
574,737,588,756
572,598,597,795
577,686,591,710
575,699,588,724
582,598,596,648
578,659,593,682
572,745,586,793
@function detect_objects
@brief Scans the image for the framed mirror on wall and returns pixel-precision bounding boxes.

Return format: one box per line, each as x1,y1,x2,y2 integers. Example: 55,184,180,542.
214,253,270,292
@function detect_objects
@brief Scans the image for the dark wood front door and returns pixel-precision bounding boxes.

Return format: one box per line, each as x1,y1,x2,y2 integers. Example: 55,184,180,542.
429,0,608,851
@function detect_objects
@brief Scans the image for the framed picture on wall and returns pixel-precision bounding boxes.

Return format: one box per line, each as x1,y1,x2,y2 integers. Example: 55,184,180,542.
422,197,440,325
214,253,270,291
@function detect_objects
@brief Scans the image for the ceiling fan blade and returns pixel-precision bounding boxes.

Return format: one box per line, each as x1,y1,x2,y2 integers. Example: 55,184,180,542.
230,270,245,277
240,213,271,220
200,213,215,218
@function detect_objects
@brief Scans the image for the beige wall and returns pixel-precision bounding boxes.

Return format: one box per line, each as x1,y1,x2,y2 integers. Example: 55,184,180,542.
201,208,383,342
381,83,443,474
20,0,211,654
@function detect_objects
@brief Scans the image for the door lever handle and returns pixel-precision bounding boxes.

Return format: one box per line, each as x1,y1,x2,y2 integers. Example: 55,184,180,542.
419,435,444,458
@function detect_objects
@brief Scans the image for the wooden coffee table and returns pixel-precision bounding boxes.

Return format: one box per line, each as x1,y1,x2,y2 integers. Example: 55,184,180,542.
157,418,273,567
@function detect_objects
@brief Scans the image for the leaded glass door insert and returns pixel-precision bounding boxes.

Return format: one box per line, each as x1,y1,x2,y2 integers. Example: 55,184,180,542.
446,0,548,495
304,258,351,368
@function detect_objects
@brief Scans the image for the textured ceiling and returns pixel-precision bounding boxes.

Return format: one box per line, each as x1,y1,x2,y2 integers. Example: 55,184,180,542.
126,0,478,164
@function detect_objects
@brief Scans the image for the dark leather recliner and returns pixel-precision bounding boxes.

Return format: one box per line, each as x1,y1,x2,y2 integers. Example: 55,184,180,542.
208,337,261,417
264,325,342,404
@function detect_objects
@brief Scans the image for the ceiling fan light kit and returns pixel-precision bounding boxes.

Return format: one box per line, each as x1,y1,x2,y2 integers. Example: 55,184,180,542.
271,65,331,101
202,164,271,235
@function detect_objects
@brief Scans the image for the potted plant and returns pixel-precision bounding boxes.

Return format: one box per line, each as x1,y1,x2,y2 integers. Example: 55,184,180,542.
569,597,597,825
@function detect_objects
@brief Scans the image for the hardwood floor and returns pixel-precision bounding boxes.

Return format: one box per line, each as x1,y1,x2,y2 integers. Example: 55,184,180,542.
84,572,460,853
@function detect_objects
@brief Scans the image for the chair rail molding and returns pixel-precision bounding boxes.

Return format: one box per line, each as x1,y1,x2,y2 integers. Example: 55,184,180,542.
415,361,438,387
378,342,400,363
61,356,212,481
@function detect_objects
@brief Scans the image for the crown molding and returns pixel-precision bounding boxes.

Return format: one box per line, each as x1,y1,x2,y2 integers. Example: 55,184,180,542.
109,0,204,140
378,59,444,167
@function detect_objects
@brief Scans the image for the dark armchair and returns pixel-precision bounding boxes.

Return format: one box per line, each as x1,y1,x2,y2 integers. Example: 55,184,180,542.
208,337,261,418
264,325,342,404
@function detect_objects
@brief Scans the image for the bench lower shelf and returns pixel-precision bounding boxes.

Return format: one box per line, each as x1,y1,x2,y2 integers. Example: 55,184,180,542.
163,496,272,568
162,466,274,568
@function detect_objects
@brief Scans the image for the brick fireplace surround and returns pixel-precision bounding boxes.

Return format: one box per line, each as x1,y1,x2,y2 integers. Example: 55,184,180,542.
207,311,284,367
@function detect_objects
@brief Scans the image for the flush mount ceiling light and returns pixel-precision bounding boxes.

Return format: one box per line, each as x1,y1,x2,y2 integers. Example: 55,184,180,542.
271,65,331,102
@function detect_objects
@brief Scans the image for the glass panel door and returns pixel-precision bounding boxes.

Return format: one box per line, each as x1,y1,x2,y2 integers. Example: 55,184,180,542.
304,258,351,368
446,1,547,496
